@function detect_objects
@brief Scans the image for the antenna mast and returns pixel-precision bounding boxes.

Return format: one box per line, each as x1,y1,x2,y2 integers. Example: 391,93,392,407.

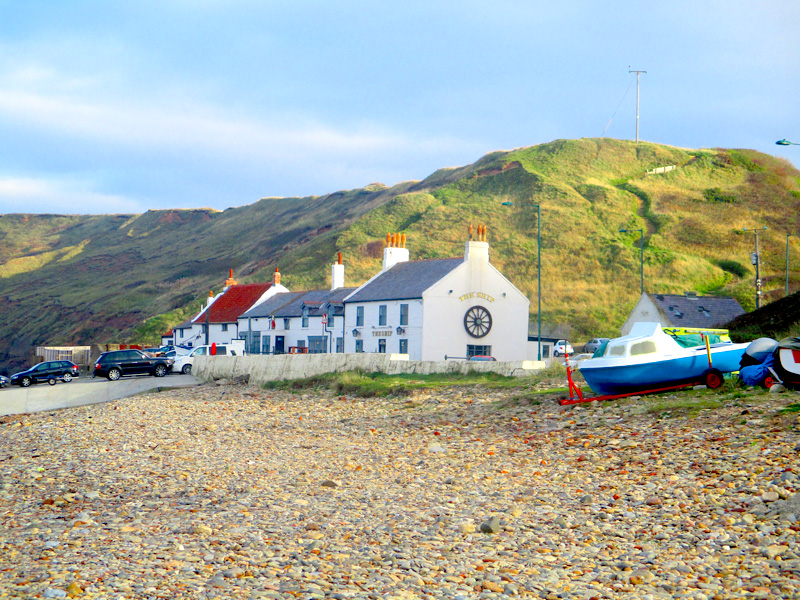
629,69,647,143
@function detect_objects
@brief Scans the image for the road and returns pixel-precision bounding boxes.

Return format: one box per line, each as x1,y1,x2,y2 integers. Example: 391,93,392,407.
0,373,203,417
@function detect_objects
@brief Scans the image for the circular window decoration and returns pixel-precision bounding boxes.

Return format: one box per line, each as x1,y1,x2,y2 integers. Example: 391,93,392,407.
464,305,492,338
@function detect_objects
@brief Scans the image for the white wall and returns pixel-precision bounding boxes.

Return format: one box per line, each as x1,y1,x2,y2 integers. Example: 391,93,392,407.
421,259,529,362
343,300,422,357
620,294,665,335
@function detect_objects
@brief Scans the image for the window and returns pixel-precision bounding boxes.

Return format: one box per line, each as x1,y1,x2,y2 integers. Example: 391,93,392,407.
284,318,291,330
327,314,334,327
202,324,208,334
297,340,306,348
399,339,408,354
355,339,363,353
302,308,309,328
336,337,344,353
356,306,364,326
467,344,492,358
179,330,183,338
400,304,409,326
221,323,228,332
608,344,626,357
262,335,270,354
379,305,387,326
378,339,386,353
630,340,657,356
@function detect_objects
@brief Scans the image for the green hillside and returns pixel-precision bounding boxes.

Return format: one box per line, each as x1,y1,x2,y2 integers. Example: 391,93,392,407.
1,138,799,373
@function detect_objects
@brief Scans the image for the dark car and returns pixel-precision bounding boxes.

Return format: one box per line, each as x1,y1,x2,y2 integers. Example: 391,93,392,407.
93,349,174,381
10,361,80,387
0,375,9,388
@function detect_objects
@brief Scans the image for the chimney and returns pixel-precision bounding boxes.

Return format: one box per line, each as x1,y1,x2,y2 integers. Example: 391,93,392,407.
273,267,281,286
382,232,410,271
207,290,214,307
331,252,345,290
464,223,490,264
224,268,238,290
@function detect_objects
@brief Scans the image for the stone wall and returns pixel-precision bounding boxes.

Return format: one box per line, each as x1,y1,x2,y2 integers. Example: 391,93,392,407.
194,354,546,385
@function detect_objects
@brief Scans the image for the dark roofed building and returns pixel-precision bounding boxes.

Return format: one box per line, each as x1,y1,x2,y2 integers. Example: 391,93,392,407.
621,292,746,335
345,258,462,303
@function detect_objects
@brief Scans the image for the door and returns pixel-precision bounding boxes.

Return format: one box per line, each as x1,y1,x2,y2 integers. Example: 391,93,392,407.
274,336,285,354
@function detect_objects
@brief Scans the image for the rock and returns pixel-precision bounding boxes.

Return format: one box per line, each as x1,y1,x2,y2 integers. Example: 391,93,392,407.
192,524,213,535
646,496,662,506
480,516,501,534
762,491,780,503
321,479,339,488
769,383,787,393
458,522,476,534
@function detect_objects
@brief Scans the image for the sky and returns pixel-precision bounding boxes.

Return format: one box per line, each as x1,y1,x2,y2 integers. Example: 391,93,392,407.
0,1,798,215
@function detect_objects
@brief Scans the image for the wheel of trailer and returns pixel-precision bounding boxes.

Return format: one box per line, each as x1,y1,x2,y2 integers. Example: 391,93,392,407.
704,368,724,389
47,378,57,386
763,375,777,389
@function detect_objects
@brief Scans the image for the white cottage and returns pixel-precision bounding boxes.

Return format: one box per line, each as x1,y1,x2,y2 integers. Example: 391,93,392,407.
343,228,530,361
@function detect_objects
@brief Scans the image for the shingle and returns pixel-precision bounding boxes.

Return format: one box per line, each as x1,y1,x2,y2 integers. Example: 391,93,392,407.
241,292,304,319
344,258,462,303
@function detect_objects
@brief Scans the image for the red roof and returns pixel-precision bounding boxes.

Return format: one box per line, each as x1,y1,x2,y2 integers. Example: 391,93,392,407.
198,283,273,324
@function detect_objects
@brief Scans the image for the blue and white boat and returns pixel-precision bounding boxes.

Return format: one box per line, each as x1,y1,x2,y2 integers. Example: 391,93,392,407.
577,322,748,396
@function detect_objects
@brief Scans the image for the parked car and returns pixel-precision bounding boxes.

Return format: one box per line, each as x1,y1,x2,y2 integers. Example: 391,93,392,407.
172,344,241,375
9,361,80,387
0,375,9,388
93,349,174,381
584,338,611,354
553,340,574,357
469,355,497,361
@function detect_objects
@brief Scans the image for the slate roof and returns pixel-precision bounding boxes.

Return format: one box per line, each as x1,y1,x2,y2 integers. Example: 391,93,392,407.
344,258,462,303
650,293,745,328
240,287,357,319
195,283,273,323
240,292,304,319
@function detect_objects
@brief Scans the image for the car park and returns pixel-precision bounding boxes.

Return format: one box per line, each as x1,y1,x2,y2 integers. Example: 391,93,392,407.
93,349,173,381
584,338,611,354
172,343,241,375
553,340,574,357
9,361,80,387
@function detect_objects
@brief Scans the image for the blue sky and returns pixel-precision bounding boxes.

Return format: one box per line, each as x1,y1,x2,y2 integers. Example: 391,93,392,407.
0,1,798,214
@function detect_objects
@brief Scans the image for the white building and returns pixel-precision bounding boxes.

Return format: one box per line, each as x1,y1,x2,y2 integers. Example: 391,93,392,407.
343,228,530,361
621,292,746,335
171,269,288,348
237,255,354,354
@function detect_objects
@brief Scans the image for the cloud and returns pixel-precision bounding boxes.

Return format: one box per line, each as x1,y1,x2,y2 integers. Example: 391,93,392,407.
0,176,142,215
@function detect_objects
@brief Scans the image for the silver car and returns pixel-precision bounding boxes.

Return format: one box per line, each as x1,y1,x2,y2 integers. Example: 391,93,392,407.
584,338,611,354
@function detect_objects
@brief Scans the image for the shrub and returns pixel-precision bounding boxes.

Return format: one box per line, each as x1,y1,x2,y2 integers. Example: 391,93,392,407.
702,188,737,203
716,259,748,278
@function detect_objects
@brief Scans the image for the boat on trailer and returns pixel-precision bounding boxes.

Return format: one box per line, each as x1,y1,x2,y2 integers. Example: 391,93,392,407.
577,322,749,396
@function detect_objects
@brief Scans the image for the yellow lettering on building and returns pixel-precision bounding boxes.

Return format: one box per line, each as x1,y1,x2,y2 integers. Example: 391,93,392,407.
459,291,495,302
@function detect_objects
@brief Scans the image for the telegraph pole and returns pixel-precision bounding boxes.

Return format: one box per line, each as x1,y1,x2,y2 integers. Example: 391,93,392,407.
629,70,646,143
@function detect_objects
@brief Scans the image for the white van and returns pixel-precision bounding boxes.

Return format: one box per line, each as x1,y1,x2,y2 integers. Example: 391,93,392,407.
173,343,242,375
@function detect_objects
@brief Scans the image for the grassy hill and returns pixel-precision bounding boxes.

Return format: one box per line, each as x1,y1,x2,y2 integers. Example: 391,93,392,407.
1,138,799,373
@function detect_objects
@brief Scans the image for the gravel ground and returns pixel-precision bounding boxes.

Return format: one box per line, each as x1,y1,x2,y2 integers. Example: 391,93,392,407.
2,381,800,600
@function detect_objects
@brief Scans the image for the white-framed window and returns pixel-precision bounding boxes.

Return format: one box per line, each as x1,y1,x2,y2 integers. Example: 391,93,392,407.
399,338,408,354
379,305,387,326
221,323,228,332
356,306,364,326
378,339,386,353
400,304,409,326
284,318,291,330
355,339,363,353
302,308,309,328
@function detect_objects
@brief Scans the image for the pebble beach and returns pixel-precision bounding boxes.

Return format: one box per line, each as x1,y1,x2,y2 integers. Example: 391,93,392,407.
2,381,800,599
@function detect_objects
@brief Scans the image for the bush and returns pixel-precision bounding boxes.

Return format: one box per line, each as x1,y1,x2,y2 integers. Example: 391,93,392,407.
702,188,737,203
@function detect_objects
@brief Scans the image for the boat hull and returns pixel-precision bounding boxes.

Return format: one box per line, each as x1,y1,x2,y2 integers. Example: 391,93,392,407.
579,344,747,396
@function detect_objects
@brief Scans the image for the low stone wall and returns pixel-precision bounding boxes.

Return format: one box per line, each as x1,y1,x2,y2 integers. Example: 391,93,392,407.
194,353,546,385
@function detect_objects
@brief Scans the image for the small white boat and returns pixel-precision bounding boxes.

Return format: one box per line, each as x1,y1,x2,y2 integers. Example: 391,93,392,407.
578,322,748,396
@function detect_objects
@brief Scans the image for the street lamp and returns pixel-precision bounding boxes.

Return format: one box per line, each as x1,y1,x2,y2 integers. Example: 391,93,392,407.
743,227,768,309
619,228,644,295
776,139,800,146
502,201,542,360
787,234,793,297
